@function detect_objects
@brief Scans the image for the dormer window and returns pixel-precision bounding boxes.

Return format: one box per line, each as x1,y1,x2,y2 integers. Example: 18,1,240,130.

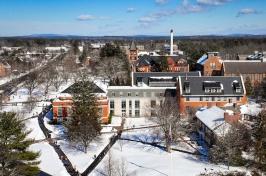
232,81,242,94
203,81,222,94
184,81,190,94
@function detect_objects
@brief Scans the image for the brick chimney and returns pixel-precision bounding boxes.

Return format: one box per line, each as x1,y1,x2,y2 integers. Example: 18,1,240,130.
224,112,240,124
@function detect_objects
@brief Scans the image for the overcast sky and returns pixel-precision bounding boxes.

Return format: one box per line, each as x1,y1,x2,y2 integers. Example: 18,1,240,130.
0,0,265,36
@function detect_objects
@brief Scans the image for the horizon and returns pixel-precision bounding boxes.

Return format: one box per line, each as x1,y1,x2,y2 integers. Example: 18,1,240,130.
0,0,265,37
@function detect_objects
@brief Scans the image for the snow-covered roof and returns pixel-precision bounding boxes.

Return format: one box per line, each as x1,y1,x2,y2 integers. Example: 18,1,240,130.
197,54,208,65
240,102,262,116
196,106,230,137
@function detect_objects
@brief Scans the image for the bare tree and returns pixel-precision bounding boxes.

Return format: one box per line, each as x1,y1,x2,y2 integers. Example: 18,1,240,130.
24,72,41,96
149,97,182,152
42,66,56,96
52,73,64,92
102,152,130,176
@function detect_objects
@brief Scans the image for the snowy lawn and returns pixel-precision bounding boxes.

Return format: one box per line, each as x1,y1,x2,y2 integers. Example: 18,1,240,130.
30,142,70,176
57,133,113,173
92,139,244,176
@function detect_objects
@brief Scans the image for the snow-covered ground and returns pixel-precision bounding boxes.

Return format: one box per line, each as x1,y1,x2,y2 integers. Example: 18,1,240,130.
91,117,245,176
30,142,70,176
92,139,242,176
0,75,76,175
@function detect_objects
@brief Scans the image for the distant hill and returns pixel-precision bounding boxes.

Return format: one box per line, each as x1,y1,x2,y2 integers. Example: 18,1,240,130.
1,34,266,40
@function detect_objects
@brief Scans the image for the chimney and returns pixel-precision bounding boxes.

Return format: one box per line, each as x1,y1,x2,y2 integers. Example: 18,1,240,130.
170,29,174,56
224,112,240,124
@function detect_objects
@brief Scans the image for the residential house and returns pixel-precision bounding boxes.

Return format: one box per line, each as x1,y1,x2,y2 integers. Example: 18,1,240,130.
177,76,247,114
196,106,240,146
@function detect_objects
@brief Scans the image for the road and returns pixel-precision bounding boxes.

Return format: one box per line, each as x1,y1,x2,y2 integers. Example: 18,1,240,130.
0,53,66,96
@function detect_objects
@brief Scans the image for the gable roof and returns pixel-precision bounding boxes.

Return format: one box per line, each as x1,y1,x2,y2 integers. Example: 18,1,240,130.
136,55,187,67
196,106,230,137
62,82,105,94
179,76,245,96
223,61,266,74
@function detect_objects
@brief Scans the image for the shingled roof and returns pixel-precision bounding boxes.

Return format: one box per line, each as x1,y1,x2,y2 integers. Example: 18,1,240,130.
223,62,266,74
179,76,245,96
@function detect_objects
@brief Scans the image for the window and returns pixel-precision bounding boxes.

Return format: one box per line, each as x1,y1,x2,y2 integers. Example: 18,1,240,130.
236,88,241,93
159,92,164,97
186,97,190,101
200,97,203,101
121,100,126,109
212,97,215,101
135,110,140,117
223,97,227,101
129,110,132,117
210,63,216,69
128,92,131,96
111,92,115,97
129,100,132,108
135,92,139,97
151,100,156,108
237,97,240,101
110,100,114,109
135,100,140,109
122,109,126,117
205,97,209,101
217,97,221,101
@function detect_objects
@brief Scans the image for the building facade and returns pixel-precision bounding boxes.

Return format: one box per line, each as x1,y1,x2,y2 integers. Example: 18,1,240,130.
203,56,223,76
222,61,266,85
177,76,248,114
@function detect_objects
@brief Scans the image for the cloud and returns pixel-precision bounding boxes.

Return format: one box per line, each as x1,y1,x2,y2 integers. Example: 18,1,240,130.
76,14,95,21
236,8,260,17
155,0,168,5
177,0,204,13
127,7,136,13
138,0,233,26
197,0,232,6
76,14,110,21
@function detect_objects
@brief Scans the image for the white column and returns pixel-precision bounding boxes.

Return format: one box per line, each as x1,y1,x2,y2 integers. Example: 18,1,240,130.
170,29,174,56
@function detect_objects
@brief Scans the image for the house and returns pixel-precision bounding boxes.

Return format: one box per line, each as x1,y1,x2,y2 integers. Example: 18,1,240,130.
222,61,266,85
177,76,248,114
52,82,109,123
136,55,189,73
196,106,240,146
0,62,11,77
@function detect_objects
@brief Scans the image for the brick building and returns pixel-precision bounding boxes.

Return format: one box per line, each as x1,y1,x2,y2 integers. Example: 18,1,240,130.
222,61,266,85
0,62,11,77
52,82,109,123
203,56,223,76
136,55,189,73
177,76,247,114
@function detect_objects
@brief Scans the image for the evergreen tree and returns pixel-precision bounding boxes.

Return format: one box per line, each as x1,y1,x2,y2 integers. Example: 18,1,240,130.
253,110,266,171
245,76,253,96
64,74,101,153
0,112,39,176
